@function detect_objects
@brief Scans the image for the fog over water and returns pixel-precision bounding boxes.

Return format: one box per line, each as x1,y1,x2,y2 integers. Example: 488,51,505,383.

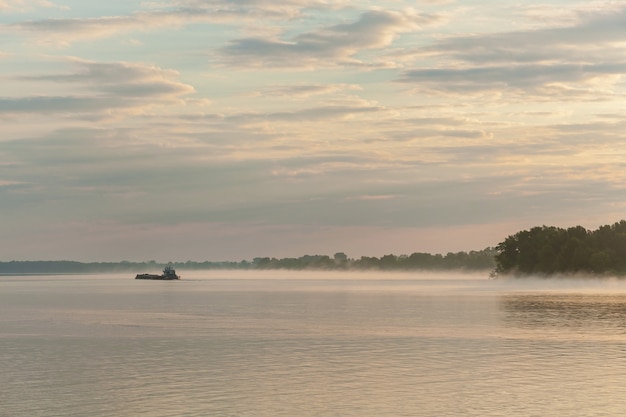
3,271,626,416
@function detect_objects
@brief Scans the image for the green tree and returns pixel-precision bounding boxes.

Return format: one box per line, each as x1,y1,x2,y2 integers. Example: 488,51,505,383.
493,221,626,276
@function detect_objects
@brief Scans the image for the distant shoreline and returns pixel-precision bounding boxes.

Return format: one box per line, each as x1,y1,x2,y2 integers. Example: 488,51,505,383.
0,249,496,274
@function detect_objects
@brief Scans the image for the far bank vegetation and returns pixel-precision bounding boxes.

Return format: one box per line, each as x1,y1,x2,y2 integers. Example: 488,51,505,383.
7,220,626,276
494,220,626,276
0,249,496,274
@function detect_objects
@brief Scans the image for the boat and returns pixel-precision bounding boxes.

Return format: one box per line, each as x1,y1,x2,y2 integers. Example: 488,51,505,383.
135,265,180,280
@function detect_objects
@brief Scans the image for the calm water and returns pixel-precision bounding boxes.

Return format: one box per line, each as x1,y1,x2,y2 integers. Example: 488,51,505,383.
3,271,626,416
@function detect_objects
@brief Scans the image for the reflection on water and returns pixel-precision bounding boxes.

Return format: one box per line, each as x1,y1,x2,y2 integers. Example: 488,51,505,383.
4,273,626,416
501,293,626,338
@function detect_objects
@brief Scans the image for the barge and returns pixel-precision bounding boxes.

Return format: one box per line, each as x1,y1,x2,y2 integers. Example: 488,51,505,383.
135,265,180,280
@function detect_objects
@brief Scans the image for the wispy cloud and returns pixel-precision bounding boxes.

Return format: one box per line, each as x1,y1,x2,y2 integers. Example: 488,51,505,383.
4,0,350,45
0,0,63,12
219,9,442,68
399,63,626,94
172,0,350,15
1,58,196,116
8,12,207,46
2,0,626,260
397,7,626,97
250,83,362,98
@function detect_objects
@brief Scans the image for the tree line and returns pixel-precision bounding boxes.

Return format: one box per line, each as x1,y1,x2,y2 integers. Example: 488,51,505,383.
251,249,496,271
493,220,626,276
11,217,626,276
0,248,496,274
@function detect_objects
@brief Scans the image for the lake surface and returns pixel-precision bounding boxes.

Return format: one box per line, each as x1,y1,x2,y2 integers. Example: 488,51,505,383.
3,271,626,416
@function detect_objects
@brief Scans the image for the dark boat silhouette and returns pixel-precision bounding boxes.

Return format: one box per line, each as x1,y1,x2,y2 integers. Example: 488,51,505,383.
135,265,180,280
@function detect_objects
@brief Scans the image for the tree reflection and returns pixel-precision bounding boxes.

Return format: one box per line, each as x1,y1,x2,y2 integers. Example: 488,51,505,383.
501,294,626,333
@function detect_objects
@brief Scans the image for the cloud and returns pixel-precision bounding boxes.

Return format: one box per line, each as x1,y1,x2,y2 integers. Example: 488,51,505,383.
172,0,349,14
219,9,441,68
263,103,384,121
397,7,626,96
4,0,348,45
3,102,626,262
9,12,200,45
251,83,362,98
415,0,453,4
0,0,61,12
179,96,385,127
517,2,626,28
1,58,195,116
399,63,626,94
441,8,626,64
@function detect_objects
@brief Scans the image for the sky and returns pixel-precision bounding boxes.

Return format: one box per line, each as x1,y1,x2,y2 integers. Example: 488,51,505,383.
1,0,626,262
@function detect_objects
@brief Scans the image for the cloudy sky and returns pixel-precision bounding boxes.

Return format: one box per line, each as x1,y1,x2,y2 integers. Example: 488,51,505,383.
1,0,626,262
